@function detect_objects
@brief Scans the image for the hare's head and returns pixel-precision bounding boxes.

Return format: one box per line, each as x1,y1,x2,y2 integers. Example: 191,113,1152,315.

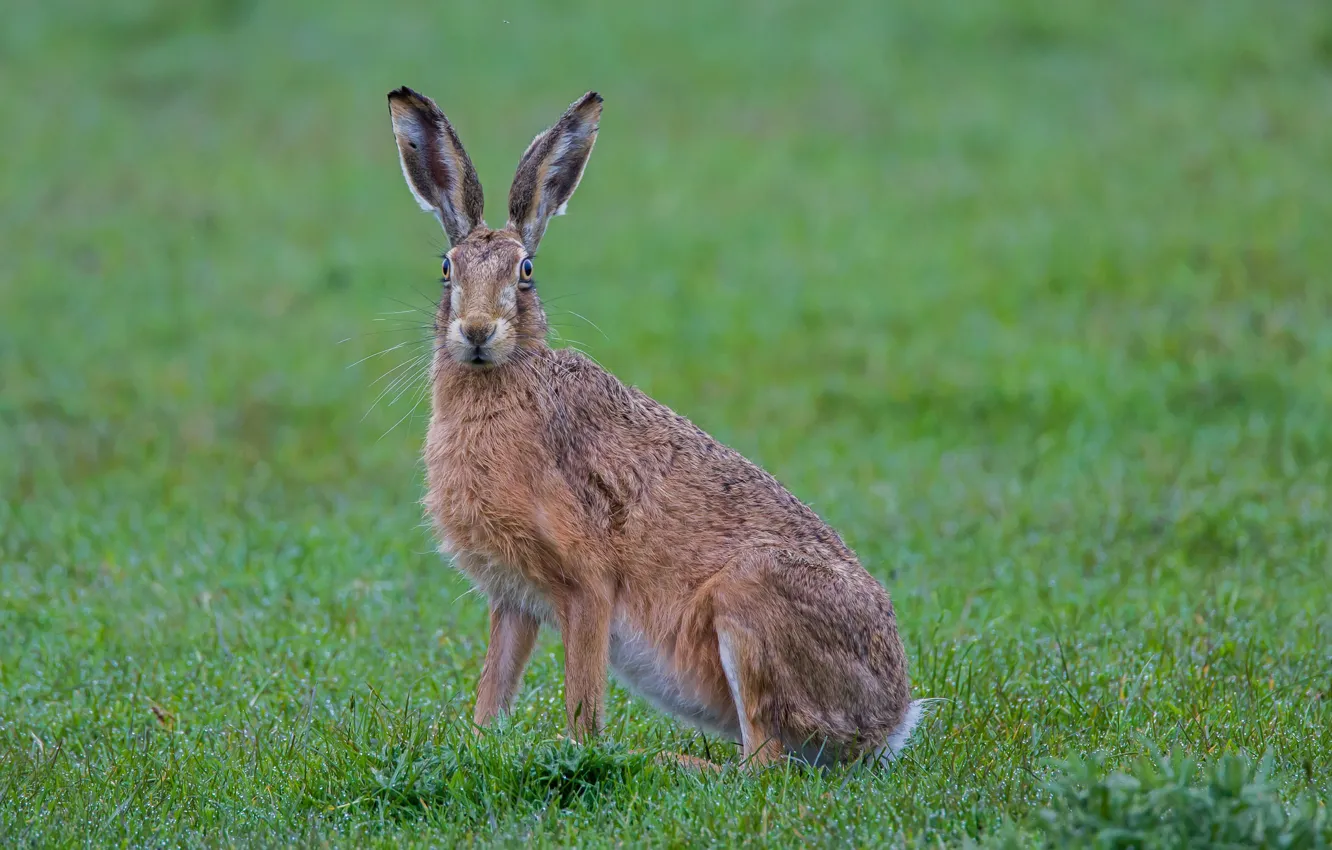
388,87,602,369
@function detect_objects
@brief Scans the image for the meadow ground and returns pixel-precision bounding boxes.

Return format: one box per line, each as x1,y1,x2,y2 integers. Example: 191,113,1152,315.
3,0,1332,846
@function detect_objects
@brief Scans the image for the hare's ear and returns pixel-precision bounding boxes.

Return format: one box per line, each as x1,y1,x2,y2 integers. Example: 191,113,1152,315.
507,92,602,255
387,87,485,246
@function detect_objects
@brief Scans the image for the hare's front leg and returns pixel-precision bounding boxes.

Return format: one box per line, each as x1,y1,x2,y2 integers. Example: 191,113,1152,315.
556,591,612,741
473,604,540,728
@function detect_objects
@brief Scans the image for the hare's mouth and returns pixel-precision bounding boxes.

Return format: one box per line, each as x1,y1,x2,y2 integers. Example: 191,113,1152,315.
445,342,501,369
464,346,496,368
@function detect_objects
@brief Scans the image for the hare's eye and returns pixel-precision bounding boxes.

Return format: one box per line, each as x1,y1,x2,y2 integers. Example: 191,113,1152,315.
440,257,452,283
519,257,534,284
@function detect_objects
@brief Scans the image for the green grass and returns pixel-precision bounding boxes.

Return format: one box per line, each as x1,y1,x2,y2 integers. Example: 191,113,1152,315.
3,0,1332,845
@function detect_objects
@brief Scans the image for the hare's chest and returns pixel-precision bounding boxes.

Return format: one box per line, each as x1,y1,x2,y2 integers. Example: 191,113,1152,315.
425,418,566,585
429,475,560,621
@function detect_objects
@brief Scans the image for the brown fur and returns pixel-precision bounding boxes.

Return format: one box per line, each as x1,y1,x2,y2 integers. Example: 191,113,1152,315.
386,87,921,766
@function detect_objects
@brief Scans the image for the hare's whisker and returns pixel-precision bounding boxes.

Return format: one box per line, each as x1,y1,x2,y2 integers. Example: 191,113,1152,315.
376,352,431,402
388,361,431,407
368,350,429,389
346,339,420,369
382,295,439,318
363,352,432,420
355,327,434,338
557,308,608,340
545,305,609,341
377,380,431,443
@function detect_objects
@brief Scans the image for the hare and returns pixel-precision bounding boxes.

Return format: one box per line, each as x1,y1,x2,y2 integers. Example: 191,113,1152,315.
386,86,927,767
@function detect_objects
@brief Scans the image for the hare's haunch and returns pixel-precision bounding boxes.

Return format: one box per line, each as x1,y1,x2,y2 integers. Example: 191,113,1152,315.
386,86,926,766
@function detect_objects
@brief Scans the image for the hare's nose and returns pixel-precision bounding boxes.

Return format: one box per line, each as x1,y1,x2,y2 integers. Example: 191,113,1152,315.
462,321,496,346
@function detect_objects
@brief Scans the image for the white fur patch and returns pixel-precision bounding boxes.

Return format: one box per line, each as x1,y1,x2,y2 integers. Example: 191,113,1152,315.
446,319,466,351
610,620,740,740
715,630,752,747
463,556,552,622
875,698,935,765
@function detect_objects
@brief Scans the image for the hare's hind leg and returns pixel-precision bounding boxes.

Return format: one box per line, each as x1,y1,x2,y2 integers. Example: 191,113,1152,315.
709,548,910,767
715,625,787,767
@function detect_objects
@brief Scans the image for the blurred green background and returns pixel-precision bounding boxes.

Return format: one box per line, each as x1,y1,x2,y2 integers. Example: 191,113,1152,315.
2,0,1331,845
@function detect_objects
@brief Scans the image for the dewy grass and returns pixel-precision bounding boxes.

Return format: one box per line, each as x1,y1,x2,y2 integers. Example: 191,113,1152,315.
308,694,655,826
1028,750,1330,849
3,0,1332,846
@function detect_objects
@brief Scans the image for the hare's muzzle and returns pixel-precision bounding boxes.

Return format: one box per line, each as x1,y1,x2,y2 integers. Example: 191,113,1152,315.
448,318,503,367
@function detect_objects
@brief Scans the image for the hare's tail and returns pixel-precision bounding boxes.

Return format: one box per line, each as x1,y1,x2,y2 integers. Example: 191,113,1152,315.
874,698,941,765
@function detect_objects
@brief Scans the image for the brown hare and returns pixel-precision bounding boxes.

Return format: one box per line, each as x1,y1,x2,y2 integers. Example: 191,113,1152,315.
386,86,926,767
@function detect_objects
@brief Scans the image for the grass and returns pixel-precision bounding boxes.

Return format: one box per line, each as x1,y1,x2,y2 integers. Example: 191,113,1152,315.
1030,750,1328,848
2,0,1331,845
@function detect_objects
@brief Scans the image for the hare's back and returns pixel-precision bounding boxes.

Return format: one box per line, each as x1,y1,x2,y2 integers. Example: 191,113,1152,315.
539,349,854,558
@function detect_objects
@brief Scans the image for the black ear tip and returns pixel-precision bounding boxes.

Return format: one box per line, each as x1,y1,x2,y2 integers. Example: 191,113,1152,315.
570,91,603,118
388,85,424,103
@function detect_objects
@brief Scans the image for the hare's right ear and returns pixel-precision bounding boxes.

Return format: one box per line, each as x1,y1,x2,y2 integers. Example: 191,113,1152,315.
387,87,485,246
507,92,602,255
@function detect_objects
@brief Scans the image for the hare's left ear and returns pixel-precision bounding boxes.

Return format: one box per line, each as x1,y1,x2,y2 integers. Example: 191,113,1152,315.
507,92,602,255
388,86,485,246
